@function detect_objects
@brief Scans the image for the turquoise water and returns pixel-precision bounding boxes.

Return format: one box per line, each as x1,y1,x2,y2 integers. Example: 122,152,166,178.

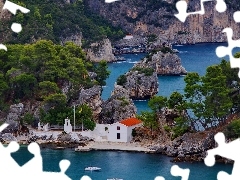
12,147,232,180
102,43,240,113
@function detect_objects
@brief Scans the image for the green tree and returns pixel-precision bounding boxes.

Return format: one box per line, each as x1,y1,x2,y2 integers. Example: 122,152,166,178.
168,91,185,110
43,93,67,110
137,111,158,133
22,112,34,125
8,72,36,99
94,60,110,86
202,65,232,127
116,75,127,86
38,81,60,98
77,104,96,130
148,95,167,113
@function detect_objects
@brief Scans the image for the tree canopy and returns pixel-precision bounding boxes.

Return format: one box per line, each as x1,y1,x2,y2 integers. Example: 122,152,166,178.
2,0,125,47
142,59,240,138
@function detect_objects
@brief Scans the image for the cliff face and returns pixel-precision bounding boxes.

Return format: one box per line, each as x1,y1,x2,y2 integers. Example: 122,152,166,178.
120,70,159,100
99,85,137,124
77,85,103,121
134,51,187,75
86,38,116,62
86,0,240,44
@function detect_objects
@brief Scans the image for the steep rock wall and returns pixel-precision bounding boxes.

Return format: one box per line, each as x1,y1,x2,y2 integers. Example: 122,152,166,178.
86,0,240,44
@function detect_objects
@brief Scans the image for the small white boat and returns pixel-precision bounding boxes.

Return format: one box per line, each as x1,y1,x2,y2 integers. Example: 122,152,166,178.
85,166,101,171
107,178,123,180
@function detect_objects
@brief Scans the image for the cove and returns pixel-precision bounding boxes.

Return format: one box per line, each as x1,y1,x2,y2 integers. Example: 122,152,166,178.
102,43,240,113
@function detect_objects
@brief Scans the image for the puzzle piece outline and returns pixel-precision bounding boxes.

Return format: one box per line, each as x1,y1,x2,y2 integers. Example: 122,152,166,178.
0,123,73,180
175,0,227,22
154,165,190,180
204,132,240,180
215,27,240,78
0,0,30,51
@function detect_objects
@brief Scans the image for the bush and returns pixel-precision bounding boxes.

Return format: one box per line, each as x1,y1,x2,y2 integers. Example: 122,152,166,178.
22,112,34,125
224,119,240,139
159,47,173,54
116,75,127,86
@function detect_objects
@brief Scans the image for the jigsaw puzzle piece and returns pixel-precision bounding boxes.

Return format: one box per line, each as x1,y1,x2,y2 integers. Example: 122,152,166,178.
0,141,21,178
21,142,43,174
216,28,240,77
171,165,190,180
233,11,240,23
28,160,71,180
175,0,227,22
215,0,227,13
217,171,232,180
105,0,119,3
205,132,240,179
205,132,240,164
3,0,30,15
0,123,9,132
80,176,92,180
154,176,165,180
175,0,189,22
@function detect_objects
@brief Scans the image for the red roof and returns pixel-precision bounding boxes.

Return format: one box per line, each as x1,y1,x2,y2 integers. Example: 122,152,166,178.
119,117,142,127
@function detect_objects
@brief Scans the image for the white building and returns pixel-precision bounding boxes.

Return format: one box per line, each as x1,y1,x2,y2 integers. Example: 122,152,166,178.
64,117,72,133
123,34,133,40
107,117,142,142
80,118,142,142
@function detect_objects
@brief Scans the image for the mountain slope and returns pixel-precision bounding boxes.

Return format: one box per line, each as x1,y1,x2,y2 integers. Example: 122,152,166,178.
0,0,124,47
85,0,240,44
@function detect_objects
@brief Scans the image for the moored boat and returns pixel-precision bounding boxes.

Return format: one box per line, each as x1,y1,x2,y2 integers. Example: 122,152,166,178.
84,166,101,171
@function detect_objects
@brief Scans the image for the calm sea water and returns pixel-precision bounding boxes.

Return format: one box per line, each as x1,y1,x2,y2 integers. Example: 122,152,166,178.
12,147,232,180
102,43,240,113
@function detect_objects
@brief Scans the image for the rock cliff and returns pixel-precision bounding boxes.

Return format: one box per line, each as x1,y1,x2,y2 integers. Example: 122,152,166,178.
99,85,137,124
60,33,82,47
86,0,240,44
155,131,216,162
86,38,116,62
4,103,24,132
134,51,187,75
117,69,159,100
77,85,103,121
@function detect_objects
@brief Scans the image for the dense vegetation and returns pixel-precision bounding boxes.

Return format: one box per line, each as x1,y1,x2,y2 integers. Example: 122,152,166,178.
0,40,110,129
2,0,125,47
138,58,240,138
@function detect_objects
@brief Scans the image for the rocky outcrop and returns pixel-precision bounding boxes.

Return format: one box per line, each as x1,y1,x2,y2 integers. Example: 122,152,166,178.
60,33,82,47
99,85,137,124
86,0,240,44
86,38,116,62
77,85,103,121
118,70,158,100
134,51,187,75
153,131,216,162
4,103,24,132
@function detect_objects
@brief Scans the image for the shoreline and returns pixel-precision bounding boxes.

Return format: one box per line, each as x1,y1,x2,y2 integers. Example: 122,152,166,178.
1,129,233,164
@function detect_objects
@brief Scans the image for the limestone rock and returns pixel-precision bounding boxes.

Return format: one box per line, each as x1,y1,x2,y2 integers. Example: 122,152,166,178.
60,33,82,47
99,85,137,124
4,103,24,131
157,132,215,161
77,85,103,120
86,38,116,62
135,51,187,75
85,0,240,44
120,70,159,100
